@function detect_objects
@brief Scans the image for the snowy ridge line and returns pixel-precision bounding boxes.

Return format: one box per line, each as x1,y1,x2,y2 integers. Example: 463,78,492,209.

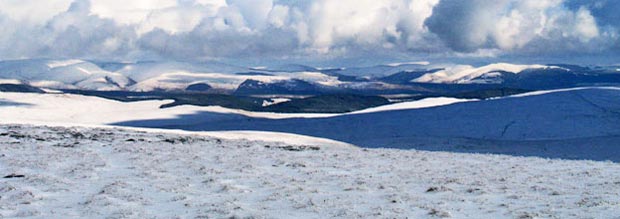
0,122,353,148
505,86,620,98
0,90,472,121
2,59,619,92
349,97,473,114
46,59,85,68
412,63,557,83
385,61,431,67
0,79,22,84
0,59,586,92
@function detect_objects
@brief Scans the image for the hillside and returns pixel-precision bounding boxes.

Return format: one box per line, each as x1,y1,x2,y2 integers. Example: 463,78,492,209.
2,87,619,161
114,87,620,161
1,59,619,97
1,124,619,218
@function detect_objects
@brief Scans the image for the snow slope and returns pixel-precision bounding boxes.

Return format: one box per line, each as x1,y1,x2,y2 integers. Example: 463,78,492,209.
0,59,345,91
1,124,619,218
0,59,133,90
0,79,21,84
129,71,341,91
336,63,431,77
113,87,620,161
350,97,472,114
2,59,613,92
117,61,253,91
413,63,559,84
0,91,469,123
2,86,619,161
0,92,205,125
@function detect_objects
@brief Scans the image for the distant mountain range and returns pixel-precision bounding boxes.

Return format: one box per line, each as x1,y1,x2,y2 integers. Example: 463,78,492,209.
1,59,619,97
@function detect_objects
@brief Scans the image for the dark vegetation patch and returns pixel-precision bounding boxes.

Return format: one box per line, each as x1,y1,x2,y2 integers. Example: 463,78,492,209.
61,89,392,113
160,93,264,110
3,174,25,179
234,79,324,95
185,83,212,92
60,87,534,114
0,84,45,93
450,88,532,99
264,145,320,151
263,94,390,113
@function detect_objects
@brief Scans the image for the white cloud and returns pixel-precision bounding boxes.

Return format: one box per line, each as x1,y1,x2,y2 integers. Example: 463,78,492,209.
425,0,615,56
228,0,273,29
0,0,73,24
90,0,178,24
267,5,289,28
574,6,599,41
0,0,616,62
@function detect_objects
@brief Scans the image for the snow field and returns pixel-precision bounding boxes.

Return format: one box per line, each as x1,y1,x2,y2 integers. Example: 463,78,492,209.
1,125,620,218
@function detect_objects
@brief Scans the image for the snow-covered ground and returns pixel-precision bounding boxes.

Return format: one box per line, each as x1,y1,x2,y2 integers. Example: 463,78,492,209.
104,86,620,161
0,91,469,123
2,87,620,161
1,124,619,218
1,88,620,218
349,97,472,115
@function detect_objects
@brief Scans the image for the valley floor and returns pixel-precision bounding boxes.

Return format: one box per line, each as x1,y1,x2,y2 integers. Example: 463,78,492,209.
1,124,619,218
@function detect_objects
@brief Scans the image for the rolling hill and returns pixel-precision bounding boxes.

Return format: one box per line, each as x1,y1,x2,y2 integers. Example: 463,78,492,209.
113,87,620,161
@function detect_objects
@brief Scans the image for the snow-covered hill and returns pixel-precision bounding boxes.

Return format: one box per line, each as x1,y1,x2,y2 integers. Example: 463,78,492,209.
0,59,350,92
1,59,619,93
412,63,559,84
0,59,133,90
2,85,619,218
112,87,620,161
0,90,467,123
334,62,431,77
1,124,619,218
2,87,619,161
115,61,250,91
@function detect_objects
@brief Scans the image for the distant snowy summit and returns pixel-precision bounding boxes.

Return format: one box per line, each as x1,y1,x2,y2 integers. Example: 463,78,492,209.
0,59,134,91
1,59,619,95
412,63,558,84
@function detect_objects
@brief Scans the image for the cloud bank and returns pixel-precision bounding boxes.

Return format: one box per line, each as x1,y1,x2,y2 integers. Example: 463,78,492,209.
0,0,617,62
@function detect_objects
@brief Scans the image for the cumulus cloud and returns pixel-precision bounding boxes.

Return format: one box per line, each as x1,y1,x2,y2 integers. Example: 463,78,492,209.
425,0,614,54
0,0,73,24
0,0,617,62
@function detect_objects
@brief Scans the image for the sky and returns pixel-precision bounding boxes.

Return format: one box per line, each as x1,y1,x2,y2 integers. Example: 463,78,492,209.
0,0,618,65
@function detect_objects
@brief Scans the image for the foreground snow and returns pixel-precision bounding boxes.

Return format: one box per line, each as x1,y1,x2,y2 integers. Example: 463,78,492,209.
1,124,619,218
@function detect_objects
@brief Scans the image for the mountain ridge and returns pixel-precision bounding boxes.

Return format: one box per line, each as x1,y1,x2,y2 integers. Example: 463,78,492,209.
0,59,618,97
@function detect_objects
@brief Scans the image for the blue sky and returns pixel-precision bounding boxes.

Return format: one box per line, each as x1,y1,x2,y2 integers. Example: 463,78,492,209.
0,0,617,65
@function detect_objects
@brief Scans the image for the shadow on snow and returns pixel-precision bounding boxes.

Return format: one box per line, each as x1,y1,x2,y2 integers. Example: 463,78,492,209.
113,88,620,162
